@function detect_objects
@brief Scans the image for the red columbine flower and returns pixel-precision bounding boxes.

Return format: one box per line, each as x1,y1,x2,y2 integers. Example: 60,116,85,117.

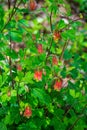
54,79,63,91
37,44,43,54
52,56,58,65
53,31,61,41
34,70,42,81
24,106,32,118
29,0,37,11
17,64,22,71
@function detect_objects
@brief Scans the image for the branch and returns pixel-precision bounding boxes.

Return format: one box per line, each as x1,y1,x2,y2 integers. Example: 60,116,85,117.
45,38,53,63
45,8,53,63
68,114,84,130
59,40,68,60
8,0,11,10
17,82,20,106
50,8,53,33
7,0,14,88
62,99,86,121
68,104,87,130
60,18,82,33
1,0,22,33
59,18,81,61
10,0,17,18
6,0,22,88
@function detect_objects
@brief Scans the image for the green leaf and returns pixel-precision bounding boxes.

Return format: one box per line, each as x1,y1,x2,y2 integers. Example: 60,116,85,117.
18,19,29,27
31,88,51,105
51,117,66,130
0,53,5,60
6,49,18,59
22,71,34,84
70,69,78,79
57,20,66,30
62,29,76,41
60,66,66,78
7,31,22,42
0,6,4,30
0,122,7,130
63,49,72,60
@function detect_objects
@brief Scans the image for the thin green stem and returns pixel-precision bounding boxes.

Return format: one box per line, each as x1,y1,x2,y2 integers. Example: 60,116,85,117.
45,8,53,63
1,0,22,33
59,40,68,60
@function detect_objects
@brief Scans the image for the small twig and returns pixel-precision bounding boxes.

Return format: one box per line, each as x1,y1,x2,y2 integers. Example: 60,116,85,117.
68,114,84,130
59,15,72,20
45,8,53,63
8,0,10,10
50,8,53,33
6,0,22,88
1,0,22,33
13,0,17,9
9,0,17,19
45,38,53,63
68,104,87,130
62,99,86,121
7,0,14,88
59,40,68,60
60,18,81,32
17,82,20,106
59,19,81,61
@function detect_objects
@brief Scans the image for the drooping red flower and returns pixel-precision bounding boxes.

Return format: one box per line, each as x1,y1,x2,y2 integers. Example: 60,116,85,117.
34,70,42,81
54,79,63,91
53,31,61,41
24,106,32,118
29,0,37,11
52,56,58,65
17,64,22,71
37,44,43,54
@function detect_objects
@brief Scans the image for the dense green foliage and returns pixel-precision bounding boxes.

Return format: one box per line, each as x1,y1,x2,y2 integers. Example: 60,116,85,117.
0,0,87,130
